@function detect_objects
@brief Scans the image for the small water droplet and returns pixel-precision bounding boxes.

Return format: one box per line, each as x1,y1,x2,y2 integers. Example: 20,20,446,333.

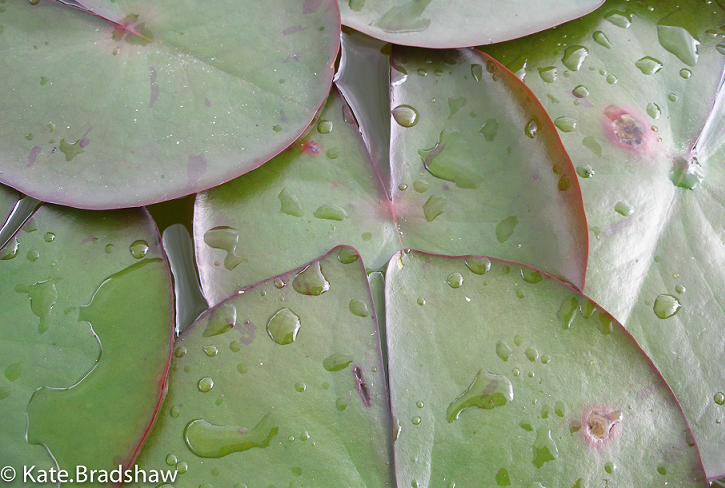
717,44,725,55
411,416,421,425
447,272,464,288
293,261,330,296
313,204,347,221
362,232,372,241
525,347,539,362
657,465,667,475
170,405,180,418
576,165,595,178
606,74,618,84
525,119,538,138
274,277,286,289
512,368,520,377
326,148,340,159
27,250,39,262
272,124,283,132
337,247,359,264
464,256,491,275
278,188,303,217
668,93,678,102
166,454,177,466
323,353,353,372
413,179,429,193
555,400,565,417
572,85,589,98
614,202,633,216
349,299,370,317
447,370,513,422
554,117,577,132
237,363,248,374
392,105,419,127
416,400,424,408
423,195,447,222
514,335,523,346
593,31,612,48
538,67,556,83
479,118,499,142
129,240,148,259
680,68,692,79
416,297,426,306
605,10,633,28
558,296,579,329
43,232,55,243
496,216,518,243
646,102,661,119
654,294,681,319
496,341,513,362
317,120,333,134
471,63,483,81
605,462,616,474
198,377,214,392
714,392,725,405
398,183,408,191
562,45,588,71
266,308,301,345
675,284,686,294
335,398,347,411
635,56,663,75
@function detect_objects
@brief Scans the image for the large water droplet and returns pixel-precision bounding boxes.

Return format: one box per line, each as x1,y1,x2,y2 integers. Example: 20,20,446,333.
184,413,278,458
593,31,612,48
465,256,491,275
524,119,538,138
538,67,556,83
423,195,447,222
266,308,301,345
635,56,663,75
203,226,247,270
525,347,539,362
446,370,513,422
572,85,589,98
198,377,214,392
653,294,681,319
279,188,303,217
313,204,347,221
714,392,725,405
496,341,512,362
562,46,588,71
392,105,419,127
203,303,237,337
447,272,464,288
658,11,700,66
293,261,330,296
130,240,149,259
317,120,333,134
557,296,578,329
349,299,370,317
554,117,577,132
323,353,354,372
532,427,558,468
605,10,633,28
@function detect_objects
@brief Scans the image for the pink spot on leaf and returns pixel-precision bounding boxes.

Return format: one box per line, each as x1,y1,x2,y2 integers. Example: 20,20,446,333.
282,25,308,36
28,147,41,167
187,153,207,186
280,110,289,123
149,66,159,108
301,141,321,155
79,128,92,149
303,0,323,14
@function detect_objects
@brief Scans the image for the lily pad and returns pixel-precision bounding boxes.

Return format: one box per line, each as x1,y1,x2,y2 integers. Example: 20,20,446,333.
0,0,339,209
386,250,706,486
0,184,18,232
482,0,725,477
0,205,173,485
133,246,394,487
194,52,587,306
339,0,605,48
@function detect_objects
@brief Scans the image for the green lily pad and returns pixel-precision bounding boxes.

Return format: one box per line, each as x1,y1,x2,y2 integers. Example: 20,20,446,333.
386,250,706,486
133,246,394,487
482,0,725,477
0,205,173,485
0,0,339,209
339,0,604,48
194,57,587,305
0,184,18,231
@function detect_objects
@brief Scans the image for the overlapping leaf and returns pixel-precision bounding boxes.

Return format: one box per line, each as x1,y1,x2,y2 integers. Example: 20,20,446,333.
339,0,604,48
482,0,725,477
0,205,173,486
0,0,339,209
194,48,587,306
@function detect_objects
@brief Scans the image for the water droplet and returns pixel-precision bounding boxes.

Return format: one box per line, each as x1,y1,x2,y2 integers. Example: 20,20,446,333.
448,97,467,119
495,468,510,486
15,278,60,334
715,392,725,405
531,426,558,468
237,363,248,374
496,216,518,243
272,124,283,132
680,68,692,79
413,179,429,193
418,130,482,189
184,413,278,458
657,14,700,66
675,284,686,294
42,232,55,243
278,188,303,217
572,85,589,98
198,377,214,392
201,345,218,358
525,347,539,362
593,31,612,48
447,272,464,288
562,46,588,71
274,277,285,289
479,118,499,142
646,102,661,119
512,368,520,377
170,405,180,418
614,202,633,216
416,400,424,408
634,56,663,76
558,296,579,329
293,261,330,296
657,465,667,475
129,240,149,259
555,401,566,417
586,409,622,441
605,10,633,28
174,346,187,358
423,195,447,222
514,335,523,346
541,355,551,364
606,74,618,84
496,341,513,362
317,120,333,134
337,247,359,264
203,303,237,338
326,148,340,159
717,44,725,55
204,227,247,270
335,398,347,411
654,294,681,319
554,117,577,132
538,67,556,83
323,353,353,372
27,250,39,262
576,165,595,178
398,183,408,191
668,93,678,102
392,105,419,127
313,204,347,221
266,308,301,345
447,370,513,422
361,232,372,241
604,461,616,474
524,119,538,138
464,256,491,275
598,313,613,334
411,416,422,425
471,63,483,81
349,299,370,317
519,419,533,431
165,454,177,466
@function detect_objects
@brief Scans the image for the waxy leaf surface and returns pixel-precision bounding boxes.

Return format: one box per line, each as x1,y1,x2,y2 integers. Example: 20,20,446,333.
339,0,604,48
134,246,394,488
195,51,587,306
387,250,706,487
0,205,173,486
0,0,339,209
483,0,725,477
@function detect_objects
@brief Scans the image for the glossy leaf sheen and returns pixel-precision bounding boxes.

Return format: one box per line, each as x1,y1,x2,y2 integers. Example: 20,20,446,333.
0,0,339,209
133,246,394,487
0,205,173,486
195,52,587,305
339,0,605,48
483,0,725,477
387,251,705,486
